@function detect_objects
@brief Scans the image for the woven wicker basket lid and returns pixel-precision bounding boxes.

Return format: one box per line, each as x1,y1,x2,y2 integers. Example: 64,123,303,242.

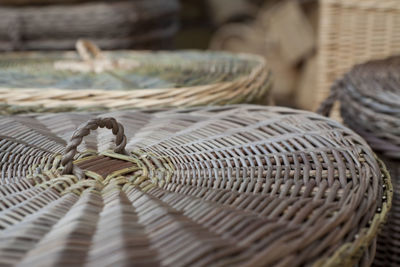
318,56,400,160
0,41,271,114
0,105,391,266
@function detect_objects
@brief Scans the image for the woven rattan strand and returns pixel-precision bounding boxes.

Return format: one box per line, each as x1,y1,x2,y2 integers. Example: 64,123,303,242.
318,56,400,266
0,105,391,266
316,0,400,117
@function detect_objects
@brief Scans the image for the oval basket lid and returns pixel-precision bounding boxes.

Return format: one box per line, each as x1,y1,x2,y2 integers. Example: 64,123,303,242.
0,105,391,266
318,56,400,159
0,41,271,114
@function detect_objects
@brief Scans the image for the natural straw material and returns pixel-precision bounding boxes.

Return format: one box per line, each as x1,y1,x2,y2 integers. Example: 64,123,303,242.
0,0,179,51
0,42,271,113
318,56,400,266
0,105,391,266
373,155,399,266
316,0,400,115
318,56,400,159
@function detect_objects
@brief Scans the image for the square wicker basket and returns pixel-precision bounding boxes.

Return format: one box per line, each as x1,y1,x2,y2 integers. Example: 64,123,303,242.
316,0,400,112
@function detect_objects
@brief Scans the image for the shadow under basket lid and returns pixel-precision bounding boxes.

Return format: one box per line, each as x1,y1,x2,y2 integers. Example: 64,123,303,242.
0,41,272,114
0,105,391,266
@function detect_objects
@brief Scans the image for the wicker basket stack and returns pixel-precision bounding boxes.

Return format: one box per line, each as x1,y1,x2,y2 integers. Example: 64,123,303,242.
0,41,272,114
318,56,400,266
0,105,392,266
0,0,180,51
317,0,400,115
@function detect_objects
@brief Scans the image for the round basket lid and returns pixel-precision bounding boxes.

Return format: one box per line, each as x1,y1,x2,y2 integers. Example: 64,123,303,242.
318,56,400,159
0,105,391,266
0,41,271,113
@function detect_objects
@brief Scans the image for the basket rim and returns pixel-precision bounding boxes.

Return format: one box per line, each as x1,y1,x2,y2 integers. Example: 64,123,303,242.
0,49,268,91
0,49,271,112
0,49,266,64
314,156,393,267
322,0,400,10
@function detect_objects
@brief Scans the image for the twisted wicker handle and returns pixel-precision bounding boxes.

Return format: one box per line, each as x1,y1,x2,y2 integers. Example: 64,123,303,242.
61,117,127,175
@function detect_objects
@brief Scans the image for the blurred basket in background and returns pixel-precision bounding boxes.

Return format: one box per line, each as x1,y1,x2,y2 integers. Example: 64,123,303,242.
0,0,92,4
0,40,272,114
316,0,400,116
0,0,180,51
209,0,317,109
318,56,400,266
0,105,392,266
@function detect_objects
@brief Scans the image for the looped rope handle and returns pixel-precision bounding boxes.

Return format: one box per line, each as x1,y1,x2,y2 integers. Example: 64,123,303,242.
316,80,340,117
61,117,127,175
76,39,104,62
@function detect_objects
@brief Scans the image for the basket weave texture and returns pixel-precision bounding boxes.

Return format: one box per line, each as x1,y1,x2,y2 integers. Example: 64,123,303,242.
0,48,271,114
316,0,400,113
318,56,400,266
0,105,391,266
0,0,110,5
373,155,399,266
0,0,180,51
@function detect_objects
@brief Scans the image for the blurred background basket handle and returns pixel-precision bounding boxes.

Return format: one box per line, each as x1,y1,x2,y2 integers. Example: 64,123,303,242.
76,39,105,62
54,39,139,73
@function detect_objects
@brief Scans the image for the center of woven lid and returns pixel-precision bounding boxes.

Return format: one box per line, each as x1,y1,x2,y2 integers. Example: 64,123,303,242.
46,149,173,196
75,154,134,178
47,117,173,195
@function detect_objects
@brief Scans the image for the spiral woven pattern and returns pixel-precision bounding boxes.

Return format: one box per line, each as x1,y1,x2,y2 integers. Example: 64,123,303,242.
0,105,391,266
